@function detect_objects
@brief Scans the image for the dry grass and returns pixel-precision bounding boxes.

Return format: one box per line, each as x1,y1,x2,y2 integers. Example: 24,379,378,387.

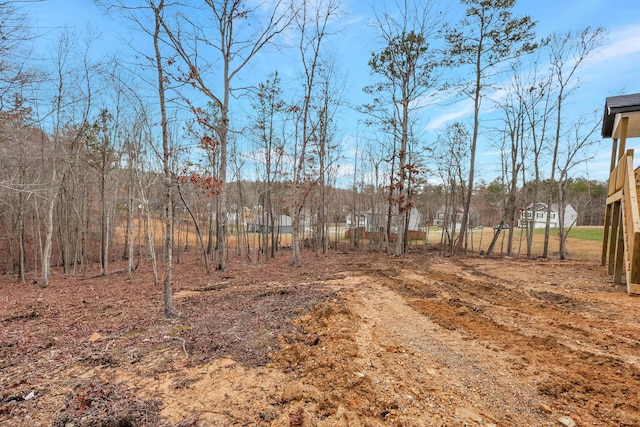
118,218,603,263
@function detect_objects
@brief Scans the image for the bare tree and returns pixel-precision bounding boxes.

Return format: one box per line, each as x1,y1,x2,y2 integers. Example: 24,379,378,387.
38,30,96,288
0,1,39,280
289,0,341,267
445,0,536,254
150,0,179,316
364,0,443,256
0,1,33,109
312,58,343,257
96,0,168,289
102,0,183,315
121,110,145,280
542,26,605,258
250,71,286,261
516,54,553,257
85,108,120,276
432,122,469,255
158,0,292,271
0,102,42,282
556,115,599,259
491,75,529,255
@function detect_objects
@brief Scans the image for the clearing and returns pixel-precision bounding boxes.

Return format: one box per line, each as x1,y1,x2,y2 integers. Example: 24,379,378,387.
1,245,639,426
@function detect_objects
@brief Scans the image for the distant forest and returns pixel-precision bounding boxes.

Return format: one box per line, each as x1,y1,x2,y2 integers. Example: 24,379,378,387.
0,1,608,315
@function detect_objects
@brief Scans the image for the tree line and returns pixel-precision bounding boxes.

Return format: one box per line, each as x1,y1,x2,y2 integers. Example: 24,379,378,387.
0,0,607,316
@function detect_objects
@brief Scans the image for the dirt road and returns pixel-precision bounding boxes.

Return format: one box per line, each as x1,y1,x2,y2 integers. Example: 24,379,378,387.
345,256,640,426
2,252,639,426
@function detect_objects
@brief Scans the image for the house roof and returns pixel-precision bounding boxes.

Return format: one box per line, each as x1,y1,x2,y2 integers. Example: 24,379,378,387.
602,93,640,138
523,203,576,213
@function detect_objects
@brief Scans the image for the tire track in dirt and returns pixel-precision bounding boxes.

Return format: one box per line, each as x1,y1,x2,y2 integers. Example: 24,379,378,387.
346,275,553,426
446,258,640,365
461,258,640,360
363,258,640,426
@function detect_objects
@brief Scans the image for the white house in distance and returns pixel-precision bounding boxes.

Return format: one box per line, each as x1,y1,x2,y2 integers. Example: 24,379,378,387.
517,203,578,229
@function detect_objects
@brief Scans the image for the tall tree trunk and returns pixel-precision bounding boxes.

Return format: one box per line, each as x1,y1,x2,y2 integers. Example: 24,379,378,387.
141,197,158,285
153,0,176,317
18,193,25,284
394,95,410,257
127,194,134,280
40,190,55,288
101,159,108,275
207,202,214,255
458,57,481,255
217,149,227,271
558,180,567,260
264,189,271,259
543,90,563,259
176,182,210,273
316,85,329,257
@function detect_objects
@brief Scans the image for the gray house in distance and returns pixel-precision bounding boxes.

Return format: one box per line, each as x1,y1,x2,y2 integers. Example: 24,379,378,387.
346,207,422,232
246,214,293,234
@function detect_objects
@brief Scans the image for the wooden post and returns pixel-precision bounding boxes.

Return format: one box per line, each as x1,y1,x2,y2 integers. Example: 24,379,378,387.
620,118,628,155
614,202,625,286
609,201,620,276
603,135,620,267
610,138,618,172
602,203,612,266
614,118,629,287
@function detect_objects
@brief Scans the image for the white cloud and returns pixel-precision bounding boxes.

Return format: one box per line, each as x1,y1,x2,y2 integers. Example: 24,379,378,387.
425,100,473,131
592,23,640,64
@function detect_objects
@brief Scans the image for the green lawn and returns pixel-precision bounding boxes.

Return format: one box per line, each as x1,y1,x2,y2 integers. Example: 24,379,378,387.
532,226,604,241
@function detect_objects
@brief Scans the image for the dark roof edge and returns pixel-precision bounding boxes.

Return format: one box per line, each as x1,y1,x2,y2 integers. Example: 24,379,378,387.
602,93,640,138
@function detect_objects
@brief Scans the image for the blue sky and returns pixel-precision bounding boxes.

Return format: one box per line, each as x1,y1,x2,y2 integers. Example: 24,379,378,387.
23,0,640,185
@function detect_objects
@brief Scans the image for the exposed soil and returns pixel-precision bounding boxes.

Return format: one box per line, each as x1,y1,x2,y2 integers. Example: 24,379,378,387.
1,247,638,426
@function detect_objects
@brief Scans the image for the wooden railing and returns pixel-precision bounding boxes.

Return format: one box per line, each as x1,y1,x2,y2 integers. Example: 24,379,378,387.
614,150,640,291
609,150,632,196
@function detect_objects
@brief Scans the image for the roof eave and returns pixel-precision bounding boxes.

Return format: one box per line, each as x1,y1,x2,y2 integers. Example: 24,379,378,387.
602,93,640,138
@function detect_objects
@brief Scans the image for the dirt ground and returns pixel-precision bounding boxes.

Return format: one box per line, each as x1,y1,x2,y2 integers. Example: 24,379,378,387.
2,244,639,426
